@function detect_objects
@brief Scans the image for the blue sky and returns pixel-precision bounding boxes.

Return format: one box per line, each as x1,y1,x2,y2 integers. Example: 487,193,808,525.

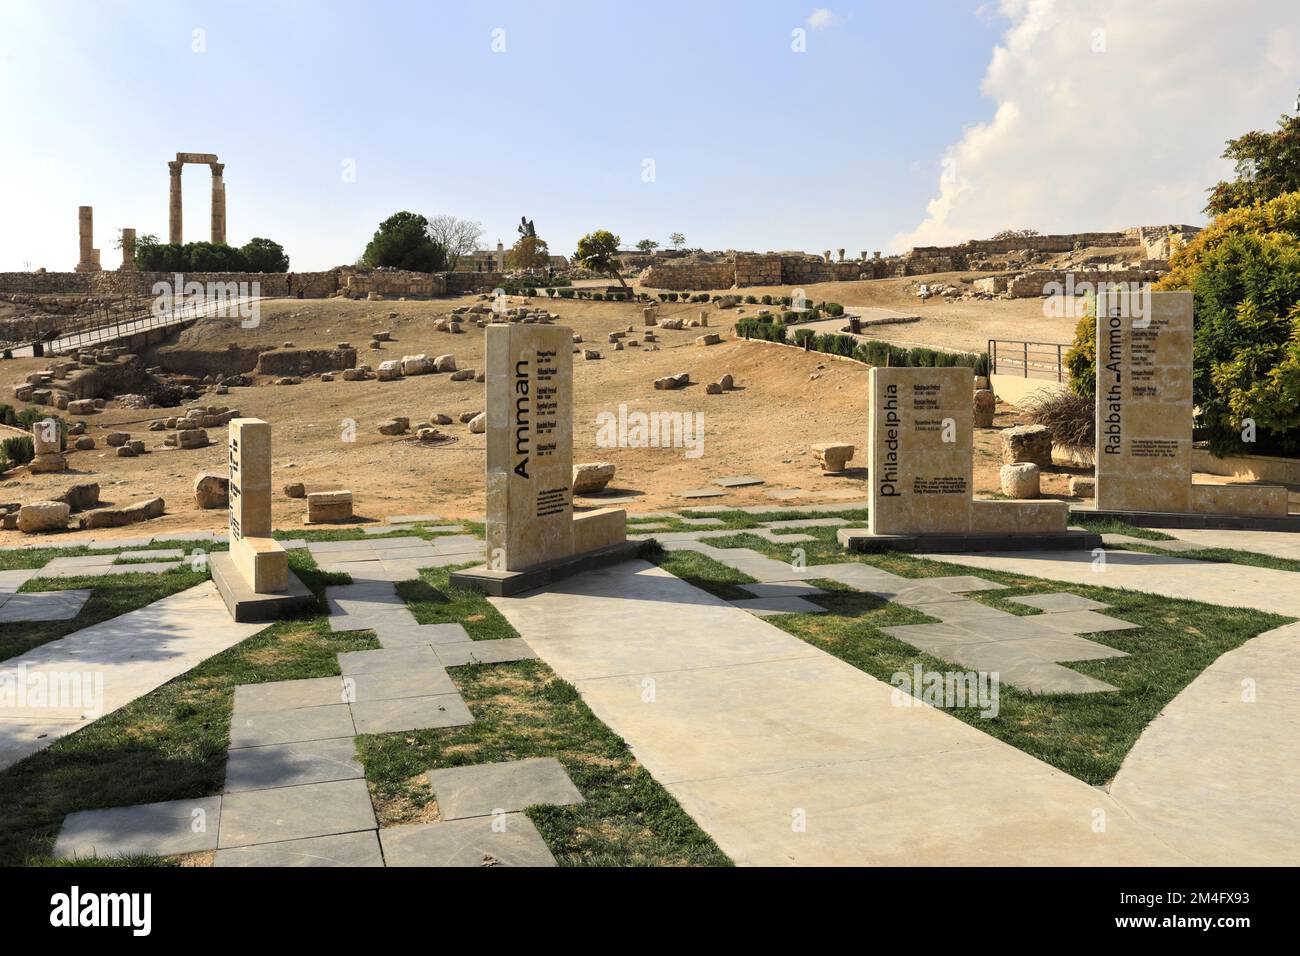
1,1,1295,271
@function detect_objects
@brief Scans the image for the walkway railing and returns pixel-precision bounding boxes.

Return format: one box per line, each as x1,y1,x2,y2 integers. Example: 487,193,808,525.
988,338,1069,381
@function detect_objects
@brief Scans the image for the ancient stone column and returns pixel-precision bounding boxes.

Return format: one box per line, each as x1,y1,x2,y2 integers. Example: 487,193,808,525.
120,228,137,271
168,160,184,244
75,206,97,272
210,162,226,244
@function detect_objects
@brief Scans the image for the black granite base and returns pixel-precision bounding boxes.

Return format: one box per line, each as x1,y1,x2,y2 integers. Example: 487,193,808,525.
837,528,1103,554
450,540,649,597
1070,506,1300,532
210,551,317,622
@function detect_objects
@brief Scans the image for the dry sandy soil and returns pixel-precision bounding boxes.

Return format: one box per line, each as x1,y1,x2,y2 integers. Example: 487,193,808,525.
0,284,1087,544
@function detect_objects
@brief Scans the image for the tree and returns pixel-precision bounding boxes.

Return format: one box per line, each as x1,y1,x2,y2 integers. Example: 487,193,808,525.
241,237,290,273
1066,189,1300,455
506,234,550,271
362,211,444,272
573,230,628,290
1205,114,1300,216
425,214,482,272
669,232,685,249
635,239,660,253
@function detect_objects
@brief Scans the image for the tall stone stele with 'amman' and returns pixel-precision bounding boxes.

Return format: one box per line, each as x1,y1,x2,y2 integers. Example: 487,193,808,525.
451,323,636,595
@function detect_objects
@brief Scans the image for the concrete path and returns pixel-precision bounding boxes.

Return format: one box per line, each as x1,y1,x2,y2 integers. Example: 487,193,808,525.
920,548,1300,618
0,582,265,770
1108,620,1300,864
1164,527,1300,561
489,560,1188,866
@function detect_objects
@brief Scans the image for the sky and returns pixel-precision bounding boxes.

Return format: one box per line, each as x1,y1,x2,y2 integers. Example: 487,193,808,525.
0,0,1297,272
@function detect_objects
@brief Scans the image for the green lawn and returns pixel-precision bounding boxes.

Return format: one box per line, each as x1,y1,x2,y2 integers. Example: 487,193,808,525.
0,540,727,867
647,524,1292,786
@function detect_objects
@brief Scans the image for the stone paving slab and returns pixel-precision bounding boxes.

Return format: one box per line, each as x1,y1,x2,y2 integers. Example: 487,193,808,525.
371,621,470,647
364,524,415,534
348,667,457,701
713,476,765,488
234,677,347,714
922,575,1009,593
730,596,829,617
223,737,363,792
350,693,474,734
426,757,584,820
228,704,356,749
674,488,728,499
1008,593,1111,612
338,646,442,675
751,529,817,544
86,536,155,550
388,514,442,524
675,517,726,526
0,589,92,622
277,538,309,550
488,561,1179,865
1032,609,1141,634
940,642,1120,694
218,778,376,848
379,813,556,867
104,561,186,575
55,795,223,860
214,830,384,867
760,517,850,529
433,639,539,668
0,582,266,770
738,581,826,599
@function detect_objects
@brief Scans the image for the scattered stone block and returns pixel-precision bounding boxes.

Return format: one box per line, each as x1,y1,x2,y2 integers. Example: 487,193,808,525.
376,360,403,381
67,399,96,415
105,431,129,447
56,481,100,511
812,442,855,473
73,436,95,451
79,497,165,529
1069,475,1096,497
583,349,602,360
433,354,456,373
401,354,435,376
572,462,615,495
1000,462,1041,498
450,368,475,381
973,388,996,428
468,412,486,434
306,490,354,524
654,372,689,390
378,418,409,436
706,382,723,394
284,482,306,498
1000,424,1053,466
194,472,230,509
17,500,70,533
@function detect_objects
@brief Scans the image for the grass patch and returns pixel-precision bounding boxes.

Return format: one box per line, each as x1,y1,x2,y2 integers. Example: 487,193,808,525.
649,532,1292,785
0,557,370,865
394,564,517,640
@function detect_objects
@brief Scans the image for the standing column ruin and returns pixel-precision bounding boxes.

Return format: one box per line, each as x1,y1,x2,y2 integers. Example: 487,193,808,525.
168,160,184,244
210,162,226,244
75,206,99,272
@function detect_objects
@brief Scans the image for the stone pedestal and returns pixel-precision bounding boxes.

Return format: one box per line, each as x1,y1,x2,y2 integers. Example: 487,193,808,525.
214,418,311,621
452,323,637,596
29,420,67,473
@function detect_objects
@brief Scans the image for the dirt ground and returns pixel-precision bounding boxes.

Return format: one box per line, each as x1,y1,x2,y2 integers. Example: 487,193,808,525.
0,285,1086,544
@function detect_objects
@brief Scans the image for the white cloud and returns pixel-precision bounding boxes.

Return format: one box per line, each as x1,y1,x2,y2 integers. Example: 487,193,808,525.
807,9,837,30
893,0,1300,250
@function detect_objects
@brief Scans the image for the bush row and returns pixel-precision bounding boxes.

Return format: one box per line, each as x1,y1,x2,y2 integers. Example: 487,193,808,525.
736,319,988,374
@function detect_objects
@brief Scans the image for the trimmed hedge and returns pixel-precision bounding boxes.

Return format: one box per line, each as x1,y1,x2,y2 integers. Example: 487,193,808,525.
737,318,988,372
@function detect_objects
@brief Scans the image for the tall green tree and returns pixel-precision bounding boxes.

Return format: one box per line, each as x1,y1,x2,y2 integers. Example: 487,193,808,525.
241,237,290,272
573,230,628,290
361,211,444,272
1205,113,1300,215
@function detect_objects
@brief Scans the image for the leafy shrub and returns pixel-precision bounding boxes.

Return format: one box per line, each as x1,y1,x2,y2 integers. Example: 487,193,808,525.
760,294,773,305
558,288,574,298
1,435,34,468
1021,388,1096,459
744,295,758,304
824,302,845,317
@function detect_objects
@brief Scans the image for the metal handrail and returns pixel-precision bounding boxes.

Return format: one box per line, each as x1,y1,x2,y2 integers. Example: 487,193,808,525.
988,338,1069,382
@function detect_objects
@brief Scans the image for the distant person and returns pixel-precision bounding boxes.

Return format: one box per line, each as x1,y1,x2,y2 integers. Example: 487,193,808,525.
286,273,294,298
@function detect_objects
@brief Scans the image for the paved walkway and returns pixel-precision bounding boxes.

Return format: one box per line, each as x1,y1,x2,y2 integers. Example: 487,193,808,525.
1165,527,1300,561
489,560,1187,865
0,582,265,770
921,547,1300,618
1107,619,1300,864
